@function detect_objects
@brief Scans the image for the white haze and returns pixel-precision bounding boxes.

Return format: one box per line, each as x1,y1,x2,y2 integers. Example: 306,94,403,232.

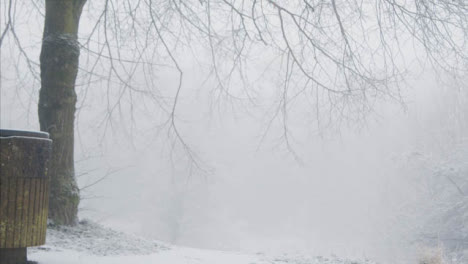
1,5,467,264
72,73,465,263
3,66,466,263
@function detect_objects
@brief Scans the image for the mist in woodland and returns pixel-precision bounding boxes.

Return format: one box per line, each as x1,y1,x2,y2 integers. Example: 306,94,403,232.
3,65,466,263
1,2,467,263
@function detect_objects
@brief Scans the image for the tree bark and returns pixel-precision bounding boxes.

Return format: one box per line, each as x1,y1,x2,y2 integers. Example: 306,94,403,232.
38,0,86,226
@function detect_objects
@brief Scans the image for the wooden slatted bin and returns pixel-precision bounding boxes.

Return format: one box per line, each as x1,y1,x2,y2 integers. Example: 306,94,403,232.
0,129,52,264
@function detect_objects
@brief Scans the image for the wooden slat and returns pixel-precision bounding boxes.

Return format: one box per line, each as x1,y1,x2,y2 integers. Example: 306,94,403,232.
33,179,41,245
42,179,50,243
13,178,24,247
27,178,36,246
0,178,8,247
5,178,16,248
30,179,38,245
19,178,30,247
32,178,42,245
37,179,45,244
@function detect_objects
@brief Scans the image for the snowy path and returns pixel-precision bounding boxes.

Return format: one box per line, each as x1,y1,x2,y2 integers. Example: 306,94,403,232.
29,221,375,264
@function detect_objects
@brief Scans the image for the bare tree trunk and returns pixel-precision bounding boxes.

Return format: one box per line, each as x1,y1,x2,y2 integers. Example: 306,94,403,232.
38,0,86,226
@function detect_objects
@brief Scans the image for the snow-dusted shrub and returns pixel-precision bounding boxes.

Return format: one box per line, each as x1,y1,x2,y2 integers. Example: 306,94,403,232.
398,139,468,263
417,247,444,264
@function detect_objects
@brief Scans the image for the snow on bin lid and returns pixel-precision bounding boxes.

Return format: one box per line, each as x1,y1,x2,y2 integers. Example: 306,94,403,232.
0,129,49,139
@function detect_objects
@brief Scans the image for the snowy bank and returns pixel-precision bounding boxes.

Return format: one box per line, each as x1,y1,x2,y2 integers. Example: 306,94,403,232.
29,220,376,264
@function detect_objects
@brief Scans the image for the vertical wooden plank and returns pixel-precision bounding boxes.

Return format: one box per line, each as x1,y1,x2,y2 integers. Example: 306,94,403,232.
27,178,36,246
30,178,38,245
41,179,49,242
37,179,45,244
32,178,42,245
42,179,50,243
5,178,17,248
13,178,24,247
19,178,30,248
34,179,42,245
0,178,8,247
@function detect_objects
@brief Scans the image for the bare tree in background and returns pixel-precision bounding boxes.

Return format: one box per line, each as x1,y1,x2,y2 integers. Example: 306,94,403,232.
0,0,467,225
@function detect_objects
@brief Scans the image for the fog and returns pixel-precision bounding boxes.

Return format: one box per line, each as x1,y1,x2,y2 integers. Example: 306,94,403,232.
3,64,466,263
1,2,467,264
73,74,464,263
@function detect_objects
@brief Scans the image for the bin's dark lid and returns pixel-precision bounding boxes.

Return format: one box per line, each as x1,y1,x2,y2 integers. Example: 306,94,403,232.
0,129,49,139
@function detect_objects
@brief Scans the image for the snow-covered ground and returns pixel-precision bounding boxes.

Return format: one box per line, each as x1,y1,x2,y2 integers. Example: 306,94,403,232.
29,220,376,264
